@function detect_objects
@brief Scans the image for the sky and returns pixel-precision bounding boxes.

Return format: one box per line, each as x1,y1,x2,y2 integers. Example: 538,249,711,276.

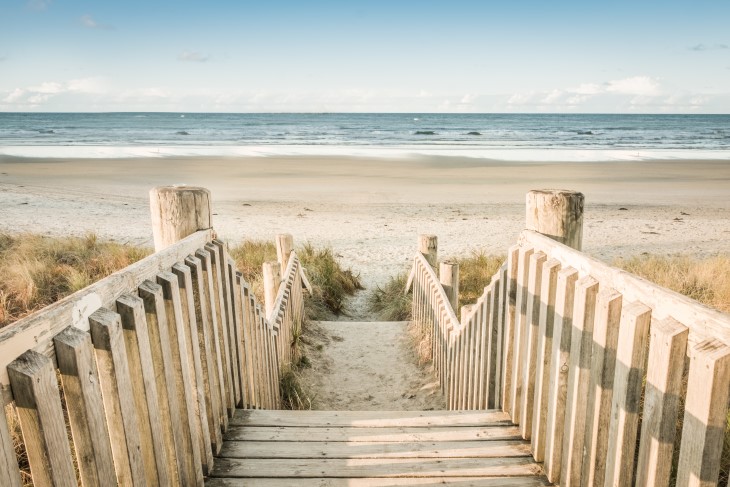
0,0,729,113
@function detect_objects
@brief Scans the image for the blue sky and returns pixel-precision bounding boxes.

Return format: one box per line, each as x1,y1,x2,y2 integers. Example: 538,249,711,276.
1,0,728,112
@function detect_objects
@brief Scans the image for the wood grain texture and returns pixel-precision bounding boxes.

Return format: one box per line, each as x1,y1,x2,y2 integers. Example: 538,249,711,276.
0,395,21,487
525,189,584,250
54,326,116,487
207,478,550,487
88,307,147,487
8,350,76,487
500,245,520,416
149,186,212,252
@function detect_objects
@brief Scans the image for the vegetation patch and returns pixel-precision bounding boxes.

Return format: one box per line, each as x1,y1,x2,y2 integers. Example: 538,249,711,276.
368,272,412,321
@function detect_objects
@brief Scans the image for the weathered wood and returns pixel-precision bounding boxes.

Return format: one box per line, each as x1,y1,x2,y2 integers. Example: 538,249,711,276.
495,264,508,409
186,254,223,452
214,240,241,409
501,245,520,415
116,293,172,485
172,262,214,474
230,409,514,427
157,271,205,486
510,246,534,423
530,258,560,462
519,250,546,438
150,185,212,251
275,233,294,276
580,288,623,487
676,338,730,487
53,327,116,487
207,478,550,487
8,350,76,487
603,302,652,487
635,317,688,487
0,229,213,404
525,189,584,250
210,456,544,478
487,276,502,409
225,425,522,443
440,261,459,313
88,308,147,487
219,440,531,459
520,230,730,349
138,280,183,485
543,266,578,484
560,276,599,487
196,248,229,428
229,266,248,408
418,234,438,269
0,397,21,487
263,261,282,318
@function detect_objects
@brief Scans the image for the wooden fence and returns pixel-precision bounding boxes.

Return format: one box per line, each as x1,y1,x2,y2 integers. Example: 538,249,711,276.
410,189,730,486
0,186,304,487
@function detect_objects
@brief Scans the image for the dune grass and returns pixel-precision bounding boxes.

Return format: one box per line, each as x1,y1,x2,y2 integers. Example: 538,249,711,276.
455,251,505,310
0,233,151,328
368,272,412,321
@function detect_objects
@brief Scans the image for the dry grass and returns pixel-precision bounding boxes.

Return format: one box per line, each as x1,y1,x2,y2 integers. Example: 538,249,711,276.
0,233,151,328
455,251,505,309
368,272,412,321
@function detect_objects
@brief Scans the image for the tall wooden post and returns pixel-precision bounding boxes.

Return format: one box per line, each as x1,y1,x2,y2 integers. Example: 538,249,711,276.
525,190,584,251
150,186,213,252
275,234,294,276
440,261,459,312
263,262,281,318
419,234,438,270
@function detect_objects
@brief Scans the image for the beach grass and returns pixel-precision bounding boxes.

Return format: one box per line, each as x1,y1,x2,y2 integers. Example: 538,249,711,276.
368,272,412,321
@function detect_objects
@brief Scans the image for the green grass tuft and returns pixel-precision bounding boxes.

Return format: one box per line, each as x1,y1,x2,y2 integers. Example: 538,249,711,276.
368,272,412,321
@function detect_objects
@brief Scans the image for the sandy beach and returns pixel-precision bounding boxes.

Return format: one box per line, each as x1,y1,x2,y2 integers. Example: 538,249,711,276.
1,155,729,291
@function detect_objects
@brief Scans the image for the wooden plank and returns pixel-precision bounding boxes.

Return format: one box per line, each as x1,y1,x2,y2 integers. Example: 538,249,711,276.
7,350,76,487
157,271,205,486
487,276,501,409
224,425,523,443
494,264,508,409
580,288,623,487
207,478,550,487
214,240,240,408
209,456,544,478
520,230,730,348
0,229,213,404
510,246,534,423
603,302,652,487
229,265,247,409
230,409,513,427
676,338,730,487
218,440,532,459
116,293,172,486
172,262,214,475
53,327,116,487
500,245,520,416
196,248,229,427
185,255,224,452
635,317,688,487
560,275,599,487
88,308,146,487
138,280,182,485
0,396,21,487
519,251,547,438
543,266,578,484
239,282,257,409
206,242,236,417
476,289,491,409
530,258,560,462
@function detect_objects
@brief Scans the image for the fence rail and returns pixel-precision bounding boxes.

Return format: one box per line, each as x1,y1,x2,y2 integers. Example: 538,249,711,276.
410,189,730,487
0,186,304,487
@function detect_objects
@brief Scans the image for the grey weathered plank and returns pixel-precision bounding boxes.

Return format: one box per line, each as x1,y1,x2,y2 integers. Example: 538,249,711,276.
8,350,76,487
509,246,534,423
676,338,730,487
214,240,240,407
500,245,520,415
224,425,522,443
207,478,550,487
635,317,688,487
230,409,513,428
54,327,117,487
603,302,652,487
0,230,213,404
116,293,172,486
218,440,532,459
0,395,21,487
88,308,147,487
209,456,544,478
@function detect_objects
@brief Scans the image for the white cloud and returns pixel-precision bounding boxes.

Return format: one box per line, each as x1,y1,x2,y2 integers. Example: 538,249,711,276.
29,81,63,94
690,43,728,52
2,77,108,106
3,89,25,103
605,76,660,96
79,14,113,30
27,0,51,11
460,93,477,104
178,51,210,63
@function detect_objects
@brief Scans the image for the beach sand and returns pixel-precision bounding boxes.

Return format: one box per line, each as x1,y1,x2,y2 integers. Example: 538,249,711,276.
2,155,729,410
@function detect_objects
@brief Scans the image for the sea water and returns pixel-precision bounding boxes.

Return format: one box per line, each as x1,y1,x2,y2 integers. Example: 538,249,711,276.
0,112,728,160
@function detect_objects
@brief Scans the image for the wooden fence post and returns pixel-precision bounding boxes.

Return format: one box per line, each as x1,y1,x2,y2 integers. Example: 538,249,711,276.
526,190,584,251
275,234,294,276
263,261,282,318
440,261,459,312
150,186,213,252
419,234,438,270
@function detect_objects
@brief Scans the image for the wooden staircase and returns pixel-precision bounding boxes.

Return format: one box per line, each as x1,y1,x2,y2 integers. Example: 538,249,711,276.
206,410,550,486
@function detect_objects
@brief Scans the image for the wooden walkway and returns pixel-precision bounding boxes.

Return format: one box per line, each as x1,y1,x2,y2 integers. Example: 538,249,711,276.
206,410,550,486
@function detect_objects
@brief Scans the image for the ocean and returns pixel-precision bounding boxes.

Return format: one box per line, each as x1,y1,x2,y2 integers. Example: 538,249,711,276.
0,113,729,161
